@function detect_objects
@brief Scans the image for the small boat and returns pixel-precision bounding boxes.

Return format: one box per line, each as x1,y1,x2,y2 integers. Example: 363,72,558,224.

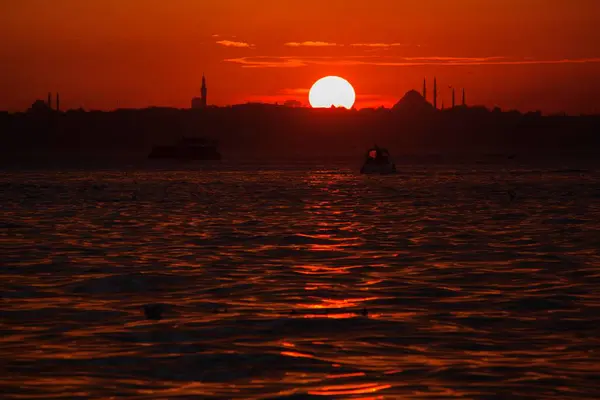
149,137,221,160
360,146,397,174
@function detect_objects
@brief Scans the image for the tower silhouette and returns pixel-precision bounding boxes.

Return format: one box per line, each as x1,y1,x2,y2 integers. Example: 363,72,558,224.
433,78,437,109
191,74,209,109
462,89,466,106
422,78,426,101
47,92,52,108
201,74,207,108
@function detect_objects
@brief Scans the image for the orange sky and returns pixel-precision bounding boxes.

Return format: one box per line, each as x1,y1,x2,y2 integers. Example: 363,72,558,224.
1,0,599,114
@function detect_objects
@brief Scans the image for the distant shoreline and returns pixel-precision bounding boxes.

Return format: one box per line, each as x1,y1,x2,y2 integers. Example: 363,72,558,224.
2,105,599,166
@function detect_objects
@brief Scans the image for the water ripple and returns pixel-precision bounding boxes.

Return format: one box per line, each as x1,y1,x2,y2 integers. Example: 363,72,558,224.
1,165,600,399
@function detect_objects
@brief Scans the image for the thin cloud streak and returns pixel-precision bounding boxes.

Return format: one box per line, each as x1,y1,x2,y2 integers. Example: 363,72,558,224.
224,57,305,68
216,40,254,48
225,55,600,68
280,88,310,95
402,56,504,62
285,41,339,47
351,43,410,48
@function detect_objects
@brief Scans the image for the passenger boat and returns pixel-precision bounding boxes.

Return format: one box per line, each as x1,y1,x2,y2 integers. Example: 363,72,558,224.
148,137,221,160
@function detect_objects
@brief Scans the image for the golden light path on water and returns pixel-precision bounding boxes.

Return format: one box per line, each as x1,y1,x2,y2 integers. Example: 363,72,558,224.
1,162,600,399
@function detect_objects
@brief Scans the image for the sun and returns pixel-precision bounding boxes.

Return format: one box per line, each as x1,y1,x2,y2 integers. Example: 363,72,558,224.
309,76,356,109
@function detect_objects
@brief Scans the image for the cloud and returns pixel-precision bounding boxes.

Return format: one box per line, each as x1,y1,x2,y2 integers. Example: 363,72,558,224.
402,56,504,62
216,40,254,48
225,56,363,68
280,88,310,95
225,55,600,68
285,41,339,47
351,43,410,48
224,57,305,68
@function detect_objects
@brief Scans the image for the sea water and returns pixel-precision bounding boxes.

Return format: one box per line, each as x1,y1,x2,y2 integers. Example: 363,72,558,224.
2,161,600,399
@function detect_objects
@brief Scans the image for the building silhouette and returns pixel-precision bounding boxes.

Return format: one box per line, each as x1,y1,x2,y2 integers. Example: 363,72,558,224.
28,92,60,113
284,99,303,108
422,78,427,101
191,74,208,109
393,90,434,113
201,74,207,107
29,99,51,113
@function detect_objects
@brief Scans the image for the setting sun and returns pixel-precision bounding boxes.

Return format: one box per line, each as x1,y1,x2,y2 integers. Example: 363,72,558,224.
309,76,356,109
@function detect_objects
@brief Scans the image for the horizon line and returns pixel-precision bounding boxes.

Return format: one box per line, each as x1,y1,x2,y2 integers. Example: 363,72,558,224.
4,102,597,117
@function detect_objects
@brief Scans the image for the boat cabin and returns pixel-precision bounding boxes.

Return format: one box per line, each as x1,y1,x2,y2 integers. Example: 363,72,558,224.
365,146,392,165
360,145,397,174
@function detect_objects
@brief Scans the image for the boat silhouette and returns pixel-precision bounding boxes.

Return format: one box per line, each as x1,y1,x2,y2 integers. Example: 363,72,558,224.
148,137,221,160
360,146,397,174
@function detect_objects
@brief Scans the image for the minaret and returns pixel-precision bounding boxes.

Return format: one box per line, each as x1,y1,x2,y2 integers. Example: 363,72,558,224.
47,92,52,108
56,93,60,112
433,78,437,109
452,87,455,109
462,89,466,106
201,74,207,108
422,78,426,101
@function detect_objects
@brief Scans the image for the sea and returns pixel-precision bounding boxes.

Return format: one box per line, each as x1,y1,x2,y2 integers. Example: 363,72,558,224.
2,156,600,399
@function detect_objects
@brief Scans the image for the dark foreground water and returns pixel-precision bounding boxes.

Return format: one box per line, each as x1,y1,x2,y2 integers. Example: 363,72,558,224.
2,162,600,399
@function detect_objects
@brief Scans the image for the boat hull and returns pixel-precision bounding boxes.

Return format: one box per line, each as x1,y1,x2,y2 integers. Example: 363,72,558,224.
360,163,397,175
148,146,221,160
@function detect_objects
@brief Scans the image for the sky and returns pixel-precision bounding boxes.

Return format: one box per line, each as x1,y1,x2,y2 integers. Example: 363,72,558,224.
1,0,600,114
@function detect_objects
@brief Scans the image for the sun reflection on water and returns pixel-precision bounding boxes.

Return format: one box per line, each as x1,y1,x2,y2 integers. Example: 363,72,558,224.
1,167,600,398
